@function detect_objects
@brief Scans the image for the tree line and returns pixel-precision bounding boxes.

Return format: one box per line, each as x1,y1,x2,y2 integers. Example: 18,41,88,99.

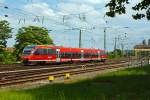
0,20,54,64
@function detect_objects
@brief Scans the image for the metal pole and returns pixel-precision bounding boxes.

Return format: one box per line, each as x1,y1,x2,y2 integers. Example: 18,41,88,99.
79,29,82,48
114,37,117,50
121,43,124,57
114,37,117,57
148,53,150,65
104,28,106,51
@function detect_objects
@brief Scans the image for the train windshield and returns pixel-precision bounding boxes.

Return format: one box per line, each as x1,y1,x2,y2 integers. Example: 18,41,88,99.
23,46,35,55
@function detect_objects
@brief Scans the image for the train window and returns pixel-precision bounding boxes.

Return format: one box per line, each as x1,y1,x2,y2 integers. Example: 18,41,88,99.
84,53,87,58
69,53,71,58
61,52,81,58
23,45,35,55
43,49,48,54
95,53,98,57
88,53,91,58
34,49,43,55
100,52,106,55
71,52,81,58
48,49,56,55
65,52,72,58
34,49,47,55
77,53,81,58
84,53,85,57
75,53,77,58
104,52,107,55
61,52,65,58
24,45,35,51
60,53,63,58
63,52,67,58
63,53,66,58
73,52,81,58
23,50,31,55
84,53,89,58
79,53,81,58
75,53,78,58
34,49,56,55
91,53,98,58
91,53,94,57
72,52,75,58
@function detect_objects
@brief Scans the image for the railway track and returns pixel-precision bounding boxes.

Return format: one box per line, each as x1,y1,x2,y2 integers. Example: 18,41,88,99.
0,57,135,72
0,61,130,87
0,62,106,71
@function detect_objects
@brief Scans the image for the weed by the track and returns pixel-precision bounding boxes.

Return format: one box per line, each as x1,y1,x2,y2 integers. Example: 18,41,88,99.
0,65,150,100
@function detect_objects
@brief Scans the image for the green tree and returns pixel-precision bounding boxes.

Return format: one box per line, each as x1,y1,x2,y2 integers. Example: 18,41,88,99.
0,20,12,48
0,50,16,64
14,26,54,59
106,0,150,20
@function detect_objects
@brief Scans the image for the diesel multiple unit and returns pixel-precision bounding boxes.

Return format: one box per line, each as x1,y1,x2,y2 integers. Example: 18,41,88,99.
22,45,107,65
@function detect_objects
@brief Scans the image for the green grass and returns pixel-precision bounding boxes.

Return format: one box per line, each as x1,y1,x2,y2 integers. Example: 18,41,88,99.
1,65,150,100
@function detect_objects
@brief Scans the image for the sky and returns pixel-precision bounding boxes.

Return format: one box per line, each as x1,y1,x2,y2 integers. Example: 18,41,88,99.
0,0,150,51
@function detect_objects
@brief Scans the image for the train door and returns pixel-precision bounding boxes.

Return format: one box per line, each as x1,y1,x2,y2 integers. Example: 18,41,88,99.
81,50,84,61
98,51,101,60
56,49,60,62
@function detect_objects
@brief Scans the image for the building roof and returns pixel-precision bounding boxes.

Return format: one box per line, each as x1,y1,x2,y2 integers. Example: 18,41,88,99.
134,45,150,49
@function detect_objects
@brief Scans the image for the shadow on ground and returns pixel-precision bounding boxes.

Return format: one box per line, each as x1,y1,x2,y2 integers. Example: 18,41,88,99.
1,65,150,100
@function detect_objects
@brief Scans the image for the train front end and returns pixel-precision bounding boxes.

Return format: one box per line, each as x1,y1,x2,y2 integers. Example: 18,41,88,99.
22,45,36,65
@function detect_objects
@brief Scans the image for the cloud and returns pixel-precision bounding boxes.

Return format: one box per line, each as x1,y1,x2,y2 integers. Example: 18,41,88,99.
0,0,5,3
24,2,55,17
68,0,109,5
86,0,106,4
58,3,94,14
57,3,105,26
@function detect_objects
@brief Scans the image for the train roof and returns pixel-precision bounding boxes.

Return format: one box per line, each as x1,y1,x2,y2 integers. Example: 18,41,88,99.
27,45,105,51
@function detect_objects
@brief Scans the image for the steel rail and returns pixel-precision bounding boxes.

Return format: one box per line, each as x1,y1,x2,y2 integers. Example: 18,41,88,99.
0,57,133,71
0,61,128,80
0,62,129,87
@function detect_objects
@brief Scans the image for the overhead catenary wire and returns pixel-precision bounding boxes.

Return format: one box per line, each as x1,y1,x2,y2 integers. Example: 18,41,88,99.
0,2,131,44
0,1,107,32
0,0,106,24
8,2,105,22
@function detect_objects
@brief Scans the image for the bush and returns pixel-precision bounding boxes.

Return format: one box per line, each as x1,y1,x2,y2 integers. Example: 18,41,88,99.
0,50,16,64
108,49,123,59
108,52,115,59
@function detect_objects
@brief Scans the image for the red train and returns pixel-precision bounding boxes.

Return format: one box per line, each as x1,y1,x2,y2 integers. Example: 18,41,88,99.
22,45,107,65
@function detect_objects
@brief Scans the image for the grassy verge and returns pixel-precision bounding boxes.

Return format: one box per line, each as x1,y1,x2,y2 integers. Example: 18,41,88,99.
0,65,150,100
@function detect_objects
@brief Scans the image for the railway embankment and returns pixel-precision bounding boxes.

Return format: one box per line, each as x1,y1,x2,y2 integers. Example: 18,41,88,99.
0,64,150,100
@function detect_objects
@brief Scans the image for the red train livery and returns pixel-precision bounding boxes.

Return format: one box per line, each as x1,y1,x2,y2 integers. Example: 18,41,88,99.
22,45,107,65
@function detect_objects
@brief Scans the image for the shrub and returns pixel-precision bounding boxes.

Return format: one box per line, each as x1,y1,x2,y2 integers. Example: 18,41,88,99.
0,50,16,64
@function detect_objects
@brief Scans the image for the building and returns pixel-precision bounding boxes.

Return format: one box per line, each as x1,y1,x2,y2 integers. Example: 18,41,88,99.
134,44,150,57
